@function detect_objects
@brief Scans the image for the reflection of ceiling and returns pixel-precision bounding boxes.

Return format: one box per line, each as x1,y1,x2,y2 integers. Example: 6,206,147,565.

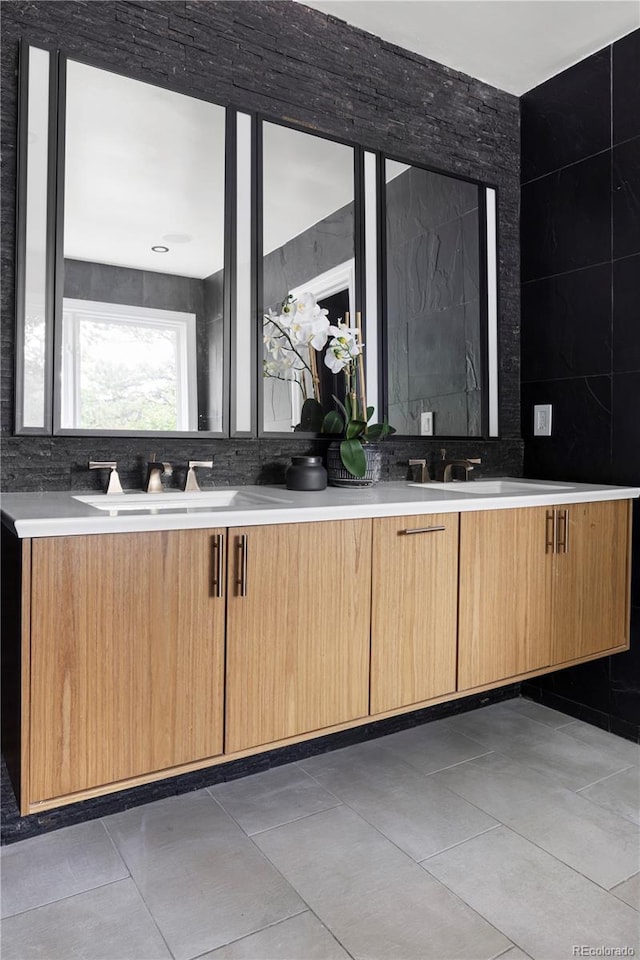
64,62,364,279
262,123,355,256
299,1,639,95
64,62,226,279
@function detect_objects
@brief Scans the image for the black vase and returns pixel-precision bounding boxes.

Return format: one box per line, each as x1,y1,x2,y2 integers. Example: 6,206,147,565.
285,456,328,491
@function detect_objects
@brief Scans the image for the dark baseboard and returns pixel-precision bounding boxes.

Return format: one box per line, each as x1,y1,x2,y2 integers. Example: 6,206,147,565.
521,682,640,743
1,683,520,845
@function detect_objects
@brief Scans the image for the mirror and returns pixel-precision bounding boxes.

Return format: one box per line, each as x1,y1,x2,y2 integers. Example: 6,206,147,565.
384,158,486,437
56,59,227,434
15,44,53,433
15,48,500,441
260,121,356,434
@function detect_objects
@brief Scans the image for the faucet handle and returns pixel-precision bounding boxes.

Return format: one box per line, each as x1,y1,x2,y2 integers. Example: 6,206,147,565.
408,458,432,484
89,460,123,495
184,460,214,492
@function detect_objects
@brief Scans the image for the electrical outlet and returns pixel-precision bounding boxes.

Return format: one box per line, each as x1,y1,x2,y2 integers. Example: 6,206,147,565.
534,403,552,437
420,411,434,435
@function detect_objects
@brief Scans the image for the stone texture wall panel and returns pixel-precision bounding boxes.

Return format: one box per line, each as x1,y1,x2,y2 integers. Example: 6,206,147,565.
1,0,522,489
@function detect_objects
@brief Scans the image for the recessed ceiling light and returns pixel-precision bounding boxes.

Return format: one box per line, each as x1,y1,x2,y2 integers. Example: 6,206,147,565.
151,245,169,253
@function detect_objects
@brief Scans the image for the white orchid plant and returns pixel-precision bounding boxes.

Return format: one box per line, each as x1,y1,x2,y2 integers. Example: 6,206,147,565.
263,292,394,477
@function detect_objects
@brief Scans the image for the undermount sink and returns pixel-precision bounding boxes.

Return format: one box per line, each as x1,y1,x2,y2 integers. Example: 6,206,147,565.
73,489,292,512
407,478,573,496
440,480,573,495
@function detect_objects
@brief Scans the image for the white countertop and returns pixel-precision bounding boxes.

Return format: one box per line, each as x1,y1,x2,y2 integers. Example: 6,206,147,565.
1,478,639,538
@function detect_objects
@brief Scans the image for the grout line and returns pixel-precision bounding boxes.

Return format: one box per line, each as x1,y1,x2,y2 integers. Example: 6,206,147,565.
0,875,133,922
521,143,611,187
417,823,502,862
185,909,311,960
245,802,344,839
576,764,635,793
101,820,176,960
419,750,495,777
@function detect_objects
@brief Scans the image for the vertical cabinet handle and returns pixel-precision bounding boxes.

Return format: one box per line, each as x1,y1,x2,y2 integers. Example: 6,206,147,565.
557,509,569,554
545,509,556,554
236,534,248,597
212,533,224,598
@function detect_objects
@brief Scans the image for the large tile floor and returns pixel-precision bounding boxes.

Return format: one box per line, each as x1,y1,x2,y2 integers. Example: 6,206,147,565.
1,698,639,960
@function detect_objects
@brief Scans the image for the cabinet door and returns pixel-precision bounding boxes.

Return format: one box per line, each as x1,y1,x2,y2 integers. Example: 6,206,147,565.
225,520,371,753
552,500,630,663
458,508,553,690
371,513,458,714
30,529,225,803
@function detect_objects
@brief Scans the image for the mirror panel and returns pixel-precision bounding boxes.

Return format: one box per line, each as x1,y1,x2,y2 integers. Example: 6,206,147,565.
232,111,254,435
261,121,356,434
16,45,53,433
384,159,485,437
57,59,227,433
485,186,499,437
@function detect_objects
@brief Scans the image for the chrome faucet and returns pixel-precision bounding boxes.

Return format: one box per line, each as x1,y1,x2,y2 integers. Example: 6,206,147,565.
435,449,482,483
89,460,123,495
145,454,172,493
184,460,214,492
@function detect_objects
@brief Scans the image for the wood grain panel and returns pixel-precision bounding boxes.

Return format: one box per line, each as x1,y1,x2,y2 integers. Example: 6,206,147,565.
552,500,630,662
370,514,458,714
29,529,225,803
458,507,553,690
225,519,371,753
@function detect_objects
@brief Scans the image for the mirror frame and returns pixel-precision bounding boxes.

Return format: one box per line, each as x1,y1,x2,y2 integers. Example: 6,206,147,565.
50,51,235,438
378,150,500,440
14,41,58,435
256,115,370,439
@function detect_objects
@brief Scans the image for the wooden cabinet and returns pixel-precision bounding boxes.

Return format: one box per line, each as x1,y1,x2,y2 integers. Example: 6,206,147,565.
458,500,631,690
3,494,632,816
370,513,458,714
552,500,630,664
28,529,226,805
225,519,371,753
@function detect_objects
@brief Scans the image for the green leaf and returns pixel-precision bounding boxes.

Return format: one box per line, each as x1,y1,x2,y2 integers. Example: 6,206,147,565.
322,410,344,434
331,394,350,426
297,398,324,432
340,438,367,477
366,406,375,422
346,419,367,440
366,420,396,441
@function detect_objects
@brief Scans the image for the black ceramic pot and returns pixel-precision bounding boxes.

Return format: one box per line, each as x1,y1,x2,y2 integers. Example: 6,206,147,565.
285,455,328,491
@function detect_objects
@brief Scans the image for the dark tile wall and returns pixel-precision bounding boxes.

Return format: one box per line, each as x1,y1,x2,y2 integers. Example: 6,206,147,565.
521,30,640,739
0,0,523,490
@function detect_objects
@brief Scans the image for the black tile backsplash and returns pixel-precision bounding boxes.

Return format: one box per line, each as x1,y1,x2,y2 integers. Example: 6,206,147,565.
520,151,611,282
612,371,640,485
613,254,640,374
522,376,612,483
521,29,640,736
521,49,611,183
613,29,640,145
610,604,640,726
521,263,611,382
613,137,640,260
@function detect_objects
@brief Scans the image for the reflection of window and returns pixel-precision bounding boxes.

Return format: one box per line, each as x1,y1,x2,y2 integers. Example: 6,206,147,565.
61,299,197,431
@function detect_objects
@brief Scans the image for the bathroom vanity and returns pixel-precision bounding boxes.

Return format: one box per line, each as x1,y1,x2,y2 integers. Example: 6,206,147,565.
2,478,637,815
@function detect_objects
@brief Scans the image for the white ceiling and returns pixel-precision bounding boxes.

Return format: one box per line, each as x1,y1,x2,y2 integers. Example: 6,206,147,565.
299,0,640,95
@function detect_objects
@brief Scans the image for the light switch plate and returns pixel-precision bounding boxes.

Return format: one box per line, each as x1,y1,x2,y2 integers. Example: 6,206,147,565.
534,403,552,436
420,411,434,435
